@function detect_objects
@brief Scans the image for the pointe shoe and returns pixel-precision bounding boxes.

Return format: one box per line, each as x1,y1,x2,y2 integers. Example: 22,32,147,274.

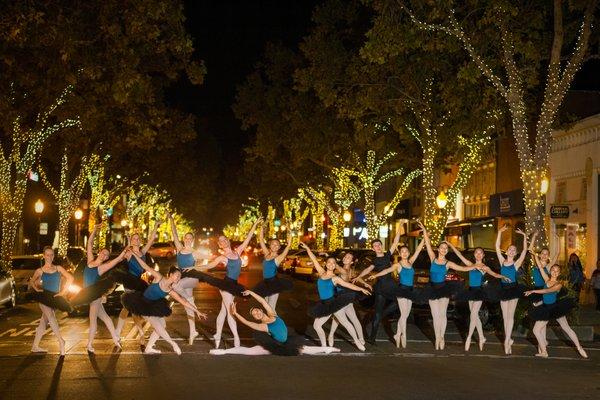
465,337,471,352
440,339,445,350
144,346,161,354
209,349,226,355
401,333,407,349
188,331,199,346
138,335,146,346
360,338,365,345
434,338,440,350
534,352,548,358
393,333,401,348
233,337,241,348
327,334,335,347
577,346,588,359
479,337,486,352
31,346,48,353
172,343,182,355
355,341,366,352
113,338,122,350
213,335,221,349
59,339,66,356
325,347,340,354
86,346,95,354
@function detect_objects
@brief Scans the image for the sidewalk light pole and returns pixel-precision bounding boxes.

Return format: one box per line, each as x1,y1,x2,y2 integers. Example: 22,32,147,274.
34,199,44,252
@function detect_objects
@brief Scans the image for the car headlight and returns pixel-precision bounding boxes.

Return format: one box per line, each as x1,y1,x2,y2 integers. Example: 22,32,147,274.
67,284,82,294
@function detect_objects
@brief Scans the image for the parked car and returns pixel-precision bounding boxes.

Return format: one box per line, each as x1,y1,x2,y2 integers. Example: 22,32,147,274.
67,253,160,316
280,249,323,281
147,242,176,259
0,268,17,308
328,248,376,272
10,255,43,297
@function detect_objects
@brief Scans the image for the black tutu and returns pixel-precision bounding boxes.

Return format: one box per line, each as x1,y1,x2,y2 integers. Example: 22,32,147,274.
383,284,421,302
374,276,400,301
528,286,545,304
253,330,304,356
109,269,148,292
253,276,294,297
485,283,527,302
28,290,73,312
456,286,486,302
529,298,576,321
308,291,356,318
421,281,462,300
203,276,246,296
71,278,116,306
121,291,172,317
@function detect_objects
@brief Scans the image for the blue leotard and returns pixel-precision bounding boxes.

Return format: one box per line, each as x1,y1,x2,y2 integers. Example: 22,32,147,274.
500,264,517,286
263,258,277,279
317,278,335,300
143,282,169,301
399,266,414,286
226,256,242,280
542,284,557,305
83,265,100,287
41,270,61,293
430,261,447,284
127,254,146,277
267,316,288,343
469,269,484,288
532,266,549,287
177,252,195,269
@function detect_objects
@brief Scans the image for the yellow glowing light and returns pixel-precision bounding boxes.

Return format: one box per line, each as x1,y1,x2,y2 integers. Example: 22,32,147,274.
436,191,448,209
120,219,128,227
343,210,352,222
74,209,83,220
34,199,44,214
540,177,549,195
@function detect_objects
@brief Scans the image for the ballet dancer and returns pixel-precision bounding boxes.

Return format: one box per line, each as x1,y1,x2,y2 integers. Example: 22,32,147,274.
421,223,476,350
529,230,559,305
115,220,161,344
252,221,293,310
122,253,207,354
210,290,340,356
495,225,529,355
447,243,512,351
302,242,371,351
353,230,402,344
525,263,587,358
327,252,371,347
167,211,209,345
71,224,126,353
367,237,426,348
29,246,74,355
191,218,262,349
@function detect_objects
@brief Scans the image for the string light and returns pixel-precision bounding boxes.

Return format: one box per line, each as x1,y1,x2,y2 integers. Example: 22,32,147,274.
39,150,91,257
283,197,309,248
402,3,595,244
0,85,79,269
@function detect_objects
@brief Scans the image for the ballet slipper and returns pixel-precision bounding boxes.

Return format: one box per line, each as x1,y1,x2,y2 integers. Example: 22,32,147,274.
188,331,199,346
465,337,471,352
213,334,221,349
144,347,161,354
577,346,588,359
210,349,226,355
479,337,486,352
393,332,401,349
31,346,48,353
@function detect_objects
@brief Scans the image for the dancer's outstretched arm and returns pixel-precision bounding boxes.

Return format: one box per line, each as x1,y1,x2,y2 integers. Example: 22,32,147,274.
142,219,162,255
236,218,262,255
97,248,128,276
167,211,183,252
409,238,426,265
514,229,528,268
132,252,162,281
87,224,101,264
243,290,276,317
496,225,507,265
169,290,207,320
230,303,268,332
299,242,326,276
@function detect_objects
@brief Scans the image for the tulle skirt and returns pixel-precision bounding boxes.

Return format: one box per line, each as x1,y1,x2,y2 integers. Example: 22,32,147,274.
529,298,576,321
121,291,172,317
203,276,246,296
527,286,545,304
309,291,356,318
253,330,303,356
485,283,526,302
109,268,148,292
253,276,294,297
70,278,116,307
29,290,73,312
383,284,421,302
456,286,486,302
421,281,462,300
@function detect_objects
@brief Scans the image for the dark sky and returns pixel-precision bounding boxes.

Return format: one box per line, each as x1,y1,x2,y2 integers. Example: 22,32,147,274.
167,1,321,227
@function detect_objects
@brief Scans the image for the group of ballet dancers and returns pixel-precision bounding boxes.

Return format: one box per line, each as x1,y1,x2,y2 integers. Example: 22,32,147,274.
27,214,588,358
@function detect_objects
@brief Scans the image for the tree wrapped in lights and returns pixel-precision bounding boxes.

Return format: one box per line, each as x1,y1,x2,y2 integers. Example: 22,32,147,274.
0,85,79,269
400,0,598,242
39,150,94,257
266,204,277,239
298,188,326,249
343,150,420,240
125,184,170,239
282,197,309,248
223,203,261,241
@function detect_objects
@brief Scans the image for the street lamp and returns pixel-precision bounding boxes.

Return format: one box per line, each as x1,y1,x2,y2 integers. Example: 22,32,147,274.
540,176,549,195
436,191,448,209
34,199,44,252
74,209,83,247
120,219,128,228
343,211,352,222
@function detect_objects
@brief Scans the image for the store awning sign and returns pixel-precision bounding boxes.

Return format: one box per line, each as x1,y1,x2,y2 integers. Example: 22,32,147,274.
550,205,570,219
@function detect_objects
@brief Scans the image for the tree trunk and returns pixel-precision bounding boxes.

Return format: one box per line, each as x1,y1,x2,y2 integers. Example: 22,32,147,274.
0,210,19,270
57,214,70,258
328,212,344,251
521,167,547,245
364,186,378,240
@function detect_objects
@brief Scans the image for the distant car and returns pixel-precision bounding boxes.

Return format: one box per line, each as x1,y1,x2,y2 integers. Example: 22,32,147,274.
280,249,322,281
147,242,176,259
10,255,44,297
67,252,161,316
329,248,376,272
0,268,17,308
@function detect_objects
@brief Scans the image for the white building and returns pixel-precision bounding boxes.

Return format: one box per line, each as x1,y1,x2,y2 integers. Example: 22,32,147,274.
548,113,600,278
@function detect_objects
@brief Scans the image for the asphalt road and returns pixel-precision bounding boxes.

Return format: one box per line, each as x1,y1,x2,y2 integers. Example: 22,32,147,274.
0,259,598,400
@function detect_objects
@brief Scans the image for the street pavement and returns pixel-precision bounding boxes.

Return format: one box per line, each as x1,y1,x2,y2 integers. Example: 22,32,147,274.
0,259,599,400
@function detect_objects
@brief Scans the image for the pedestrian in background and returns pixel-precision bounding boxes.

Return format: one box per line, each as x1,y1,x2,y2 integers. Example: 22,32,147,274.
568,253,585,303
590,261,600,311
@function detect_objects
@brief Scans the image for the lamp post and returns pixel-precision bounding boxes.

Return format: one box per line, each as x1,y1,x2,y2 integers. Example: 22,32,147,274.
343,211,352,247
74,209,83,247
34,199,44,252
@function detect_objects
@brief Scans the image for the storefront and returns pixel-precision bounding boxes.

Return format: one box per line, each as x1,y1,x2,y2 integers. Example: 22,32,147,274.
548,114,600,279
